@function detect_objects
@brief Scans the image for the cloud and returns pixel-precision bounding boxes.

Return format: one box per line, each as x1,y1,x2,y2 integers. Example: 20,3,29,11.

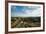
22,7,41,17
25,10,33,14
11,6,41,17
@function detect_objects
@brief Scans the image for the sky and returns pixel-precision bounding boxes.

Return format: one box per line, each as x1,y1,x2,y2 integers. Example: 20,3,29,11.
11,6,41,17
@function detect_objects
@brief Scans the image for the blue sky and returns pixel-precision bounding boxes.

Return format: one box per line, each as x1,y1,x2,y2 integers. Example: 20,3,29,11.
11,6,40,17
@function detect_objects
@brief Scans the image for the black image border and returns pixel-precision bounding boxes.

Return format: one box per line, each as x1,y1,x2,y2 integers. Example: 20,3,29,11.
5,1,45,34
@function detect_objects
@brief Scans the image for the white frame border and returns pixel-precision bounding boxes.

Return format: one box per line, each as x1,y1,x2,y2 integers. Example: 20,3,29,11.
8,3,43,32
